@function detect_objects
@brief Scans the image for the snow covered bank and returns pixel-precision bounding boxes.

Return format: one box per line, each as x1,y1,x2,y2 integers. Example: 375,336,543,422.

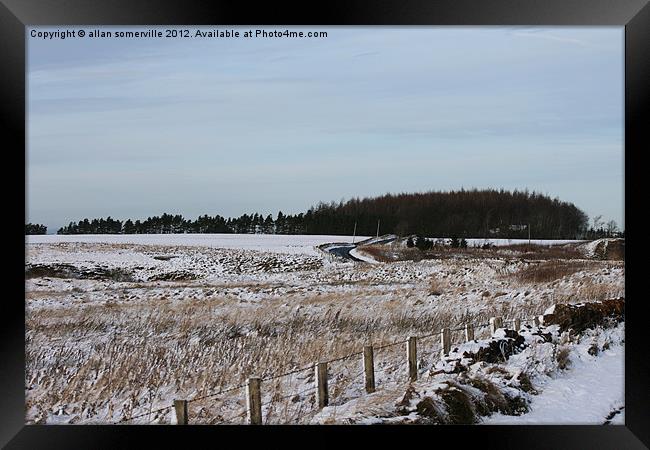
482,323,624,425
579,238,625,260
311,311,625,425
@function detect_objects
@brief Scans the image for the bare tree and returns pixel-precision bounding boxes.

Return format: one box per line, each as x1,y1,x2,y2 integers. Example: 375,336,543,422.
592,215,604,230
606,220,619,236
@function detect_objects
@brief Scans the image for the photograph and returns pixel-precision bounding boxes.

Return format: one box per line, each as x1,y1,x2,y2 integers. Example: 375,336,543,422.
22,24,629,427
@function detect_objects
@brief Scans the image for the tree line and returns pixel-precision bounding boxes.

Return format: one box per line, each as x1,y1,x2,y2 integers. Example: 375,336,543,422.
56,212,308,235
26,223,47,235
53,189,621,239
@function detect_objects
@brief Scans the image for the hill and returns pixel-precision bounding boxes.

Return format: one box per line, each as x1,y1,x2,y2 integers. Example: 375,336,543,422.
301,188,589,239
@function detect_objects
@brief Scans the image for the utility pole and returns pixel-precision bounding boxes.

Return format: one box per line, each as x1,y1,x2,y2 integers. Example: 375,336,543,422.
376,219,380,238
352,221,357,244
485,209,493,240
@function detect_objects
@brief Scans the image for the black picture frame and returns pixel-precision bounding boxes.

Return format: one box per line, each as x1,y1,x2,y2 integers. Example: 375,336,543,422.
2,0,647,448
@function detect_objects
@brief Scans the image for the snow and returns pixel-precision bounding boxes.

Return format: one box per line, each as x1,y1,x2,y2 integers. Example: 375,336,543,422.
26,234,584,253
579,238,623,258
26,233,368,256
25,236,624,312
581,240,601,258
309,322,626,425
483,324,625,425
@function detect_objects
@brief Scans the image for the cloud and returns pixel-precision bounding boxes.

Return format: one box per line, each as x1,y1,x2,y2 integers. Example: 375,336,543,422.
511,30,590,47
26,27,624,230
352,51,380,58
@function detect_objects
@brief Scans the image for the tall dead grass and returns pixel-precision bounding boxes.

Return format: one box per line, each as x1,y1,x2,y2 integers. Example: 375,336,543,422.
26,280,620,425
26,294,484,425
495,243,585,260
428,276,446,296
509,260,592,283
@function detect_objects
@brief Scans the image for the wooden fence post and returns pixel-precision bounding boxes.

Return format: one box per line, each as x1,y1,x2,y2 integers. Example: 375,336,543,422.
513,318,521,331
363,346,375,394
489,316,503,335
465,323,475,341
440,328,451,357
173,399,188,425
246,377,262,425
316,362,329,408
407,337,417,381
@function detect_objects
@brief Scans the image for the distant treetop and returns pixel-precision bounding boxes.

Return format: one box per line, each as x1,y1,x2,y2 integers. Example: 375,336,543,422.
26,223,47,235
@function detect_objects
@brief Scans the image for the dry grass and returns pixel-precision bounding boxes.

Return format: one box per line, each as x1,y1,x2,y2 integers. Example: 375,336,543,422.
25,278,622,424
358,242,586,263
428,276,446,296
355,245,389,262
576,279,621,302
357,245,421,263
509,260,592,284
555,346,571,370
25,294,477,425
494,243,585,260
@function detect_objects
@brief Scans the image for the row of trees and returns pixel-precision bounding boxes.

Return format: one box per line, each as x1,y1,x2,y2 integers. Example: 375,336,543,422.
55,189,621,240
57,212,309,235
406,236,470,251
25,223,47,235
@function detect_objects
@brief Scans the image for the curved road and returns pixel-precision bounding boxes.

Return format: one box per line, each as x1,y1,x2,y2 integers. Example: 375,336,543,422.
323,235,398,261
327,244,363,261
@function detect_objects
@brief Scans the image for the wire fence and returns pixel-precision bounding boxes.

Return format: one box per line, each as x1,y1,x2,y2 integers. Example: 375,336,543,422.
112,312,546,425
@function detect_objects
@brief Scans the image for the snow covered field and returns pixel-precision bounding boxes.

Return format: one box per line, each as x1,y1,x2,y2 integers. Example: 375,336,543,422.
26,234,370,256
25,234,623,425
26,233,583,252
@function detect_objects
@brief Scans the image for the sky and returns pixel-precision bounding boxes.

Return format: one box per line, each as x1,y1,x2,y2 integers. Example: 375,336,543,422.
27,27,624,233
